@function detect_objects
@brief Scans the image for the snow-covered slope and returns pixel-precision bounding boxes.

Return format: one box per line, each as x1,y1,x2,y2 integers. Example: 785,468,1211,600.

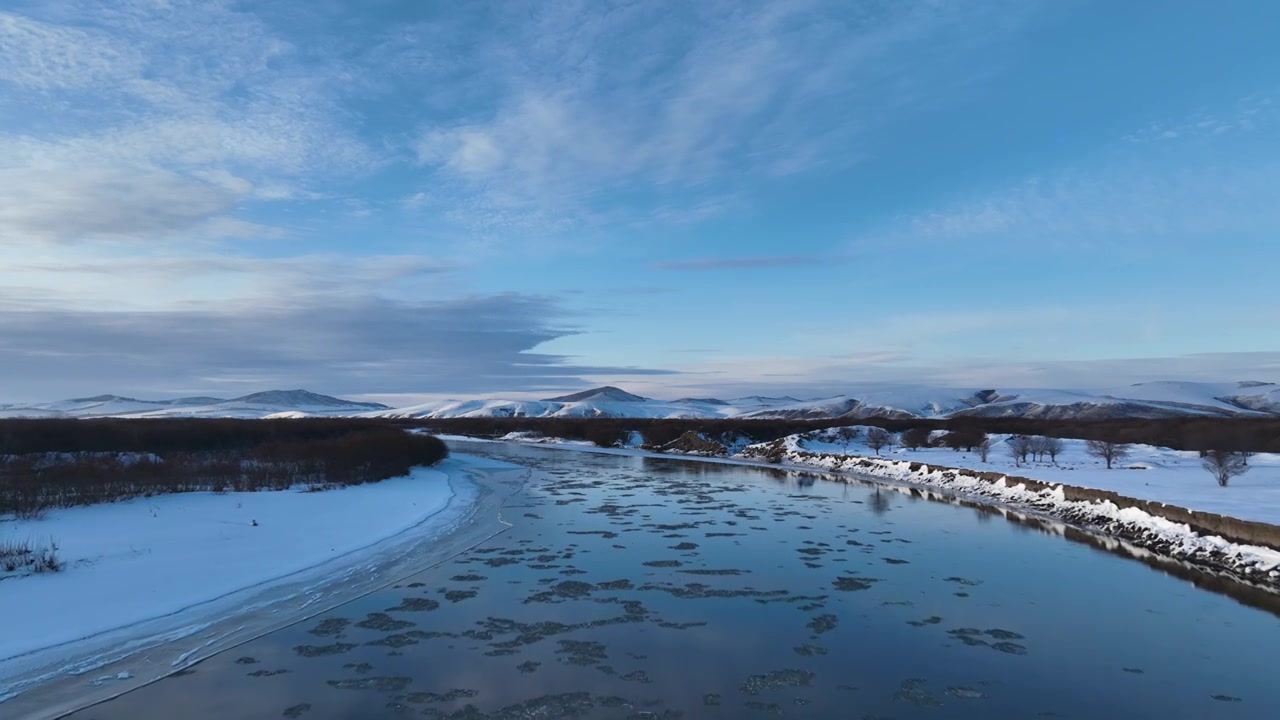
367,395,730,420
0,390,388,419
370,382,1280,421
1109,381,1280,415
6,382,1279,421
541,386,647,403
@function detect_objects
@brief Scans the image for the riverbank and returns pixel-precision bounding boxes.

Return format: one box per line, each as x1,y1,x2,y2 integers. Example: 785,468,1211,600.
443,435,1280,591
0,455,525,717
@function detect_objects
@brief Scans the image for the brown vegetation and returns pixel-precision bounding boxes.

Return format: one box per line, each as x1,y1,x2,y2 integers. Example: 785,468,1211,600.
410,415,1280,454
1,420,447,516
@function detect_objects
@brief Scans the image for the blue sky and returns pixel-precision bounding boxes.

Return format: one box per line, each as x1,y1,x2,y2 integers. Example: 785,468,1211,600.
1,0,1277,403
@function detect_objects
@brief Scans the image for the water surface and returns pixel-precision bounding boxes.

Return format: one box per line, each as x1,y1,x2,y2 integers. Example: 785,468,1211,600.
69,442,1279,719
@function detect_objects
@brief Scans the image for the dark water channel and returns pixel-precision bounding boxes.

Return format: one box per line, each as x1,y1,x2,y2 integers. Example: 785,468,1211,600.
68,442,1280,719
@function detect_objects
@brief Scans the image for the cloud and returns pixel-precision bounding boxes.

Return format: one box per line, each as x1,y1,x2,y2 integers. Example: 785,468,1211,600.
648,255,836,271
0,292,673,402
0,253,458,311
0,165,264,243
877,95,1280,251
900,163,1280,248
1125,94,1275,144
0,2,374,246
606,351,1280,401
410,0,1049,233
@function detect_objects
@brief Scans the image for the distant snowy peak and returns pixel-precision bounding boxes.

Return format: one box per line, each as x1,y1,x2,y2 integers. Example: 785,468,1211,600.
1,390,388,419
381,382,1280,421
229,389,388,410
7,381,1279,421
541,386,648,403
1218,384,1280,415
733,395,802,404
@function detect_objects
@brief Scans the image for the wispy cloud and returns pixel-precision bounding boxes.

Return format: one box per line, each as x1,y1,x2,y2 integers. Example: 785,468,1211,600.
869,96,1280,251
0,252,458,311
409,0,1049,234
1125,94,1275,143
0,1,374,246
648,255,836,271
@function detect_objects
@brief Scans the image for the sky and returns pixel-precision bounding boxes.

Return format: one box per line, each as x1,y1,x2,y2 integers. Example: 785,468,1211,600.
1,0,1278,404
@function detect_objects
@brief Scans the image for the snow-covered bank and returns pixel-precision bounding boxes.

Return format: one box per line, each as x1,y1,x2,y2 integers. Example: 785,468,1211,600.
772,428,1280,525
447,435,1280,589
0,456,508,711
746,446,1280,587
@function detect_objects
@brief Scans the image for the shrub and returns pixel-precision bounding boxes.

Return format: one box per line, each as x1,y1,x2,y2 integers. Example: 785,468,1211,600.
1,423,448,516
0,535,62,574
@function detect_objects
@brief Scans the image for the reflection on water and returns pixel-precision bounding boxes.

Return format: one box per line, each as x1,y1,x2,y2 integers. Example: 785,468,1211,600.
70,442,1279,720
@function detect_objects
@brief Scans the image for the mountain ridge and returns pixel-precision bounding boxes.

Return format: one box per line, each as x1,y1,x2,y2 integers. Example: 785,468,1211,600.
0,390,388,419
3,381,1278,421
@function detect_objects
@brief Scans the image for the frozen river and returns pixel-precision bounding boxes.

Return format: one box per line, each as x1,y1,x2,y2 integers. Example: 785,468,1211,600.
66,441,1280,719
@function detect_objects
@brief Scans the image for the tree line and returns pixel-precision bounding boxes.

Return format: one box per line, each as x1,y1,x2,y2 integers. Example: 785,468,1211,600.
419,415,1267,487
412,415,1280,454
1,420,448,517
0,417,405,455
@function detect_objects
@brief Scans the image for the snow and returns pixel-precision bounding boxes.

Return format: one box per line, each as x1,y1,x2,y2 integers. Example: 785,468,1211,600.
496,431,595,446
0,461,474,696
7,380,1280,420
784,427,1280,526
0,390,386,420
753,448,1280,582
362,382,1280,420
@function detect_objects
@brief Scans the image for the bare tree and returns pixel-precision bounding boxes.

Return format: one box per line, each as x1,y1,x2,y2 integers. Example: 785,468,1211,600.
865,428,892,456
834,427,859,453
1085,439,1130,469
1043,437,1064,465
977,437,992,462
1202,450,1250,487
899,427,932,451
1008,435,1032,467
1028,436,1048,462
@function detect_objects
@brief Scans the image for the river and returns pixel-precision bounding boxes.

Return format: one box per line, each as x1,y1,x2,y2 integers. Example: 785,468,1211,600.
64,441,1280,719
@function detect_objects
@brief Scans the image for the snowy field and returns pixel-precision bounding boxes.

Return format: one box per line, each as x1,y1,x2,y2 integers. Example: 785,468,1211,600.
458,429,1280,528
781,428,1280,526
0,459,485,704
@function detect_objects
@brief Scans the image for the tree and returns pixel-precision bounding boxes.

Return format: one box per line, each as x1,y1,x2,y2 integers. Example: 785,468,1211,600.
1043,437,1064,465
899,427,932,451
865,428,892,456
833,427,860,453
1085,439,1130,469
977,437,992,462
942,429,986,452
1028,436,1048,462
1202,449,1250,487
1008,435,1032,467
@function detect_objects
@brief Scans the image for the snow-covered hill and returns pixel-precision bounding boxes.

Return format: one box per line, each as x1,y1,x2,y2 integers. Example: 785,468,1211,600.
4,381,1278,421
0,390,388,419
366,381,1280,421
